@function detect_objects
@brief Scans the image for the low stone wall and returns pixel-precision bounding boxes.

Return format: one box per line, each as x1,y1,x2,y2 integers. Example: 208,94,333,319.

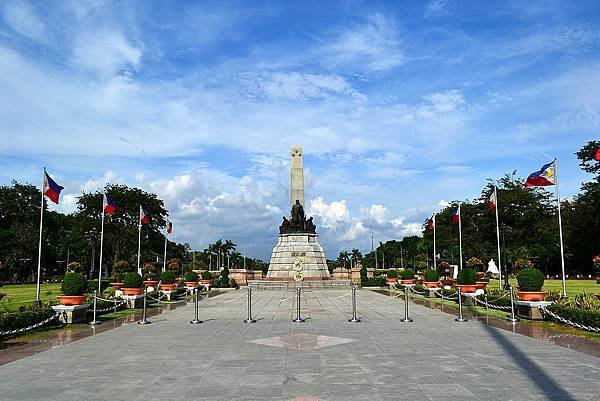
228,269,263,286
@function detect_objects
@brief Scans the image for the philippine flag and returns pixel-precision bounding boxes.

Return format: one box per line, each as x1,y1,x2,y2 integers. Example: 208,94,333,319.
594,148,600,161
452,206,460,224
425,217,434,231
166,220,173,234
103,194,117,215
488,189,497,210
140,206,150,225
43,170,64,204
525,161,556,187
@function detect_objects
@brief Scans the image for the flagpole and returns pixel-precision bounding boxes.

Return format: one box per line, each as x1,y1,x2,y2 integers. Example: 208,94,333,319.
494,186,502,287
98,195,106,294
35,168,46,302
555,159,567,298
458,203,463,271
432,214,437,270
137,205,142,276
163,231,168,274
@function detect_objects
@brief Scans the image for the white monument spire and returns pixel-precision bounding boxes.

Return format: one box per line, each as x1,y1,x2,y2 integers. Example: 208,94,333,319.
290,145,304,208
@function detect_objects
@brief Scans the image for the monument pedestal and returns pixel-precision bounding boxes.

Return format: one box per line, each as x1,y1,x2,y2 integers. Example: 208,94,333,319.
52,304,90,324
267,233,330,280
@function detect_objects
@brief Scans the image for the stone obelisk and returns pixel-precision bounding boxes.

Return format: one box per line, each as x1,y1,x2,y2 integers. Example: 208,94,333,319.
266,146,330,281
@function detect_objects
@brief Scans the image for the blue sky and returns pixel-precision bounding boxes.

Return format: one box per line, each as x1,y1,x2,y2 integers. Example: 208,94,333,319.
1,0,599,260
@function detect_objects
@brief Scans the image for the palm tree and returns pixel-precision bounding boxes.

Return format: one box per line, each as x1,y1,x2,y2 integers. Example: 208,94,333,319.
351,248,362,269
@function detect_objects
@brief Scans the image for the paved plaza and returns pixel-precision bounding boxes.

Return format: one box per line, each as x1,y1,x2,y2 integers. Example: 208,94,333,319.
0,289,599,401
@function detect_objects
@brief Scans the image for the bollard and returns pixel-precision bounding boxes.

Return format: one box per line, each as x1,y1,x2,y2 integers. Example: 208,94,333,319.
90,290,101,325
190,287,202,324
244,287,256,323
507,286,519,322
138,287,151,325
348,286,361,323
484,293,489,313
293,287,305,322
400,286,413,322
455,287,468,322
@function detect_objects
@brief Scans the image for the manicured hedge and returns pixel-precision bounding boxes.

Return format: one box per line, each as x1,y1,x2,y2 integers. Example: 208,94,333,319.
457,268,477,285
423,269,440,282
400,269,415,280
185,271,199,282
0,304,56,334
517,268,544,291
123,272,143,288
61,273,88,296
547,304,600,329
161,271,176,284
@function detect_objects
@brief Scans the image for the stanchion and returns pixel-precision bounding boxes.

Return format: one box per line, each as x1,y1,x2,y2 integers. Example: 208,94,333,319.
484,293,489,313
244,287,256,323
507,286,519,322
190,287,202,324
455,287,468,322
400,286,413,322
348,286,361,323
138,287,151,325
292,287,305,322
90,290,101,325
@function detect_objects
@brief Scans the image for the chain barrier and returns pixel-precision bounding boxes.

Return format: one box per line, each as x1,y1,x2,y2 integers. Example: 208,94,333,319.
407,286,427,296
432,289,458,300
472,296,512,311
0,314,60,337
146,292,195,304
92,300,126,314
539,307,600,333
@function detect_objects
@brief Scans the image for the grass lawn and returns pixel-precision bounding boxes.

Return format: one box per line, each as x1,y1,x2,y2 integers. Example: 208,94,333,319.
0,283,62,312
485,278,599,299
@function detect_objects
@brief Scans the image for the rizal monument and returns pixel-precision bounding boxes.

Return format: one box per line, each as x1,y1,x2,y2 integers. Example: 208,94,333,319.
266,146,330,280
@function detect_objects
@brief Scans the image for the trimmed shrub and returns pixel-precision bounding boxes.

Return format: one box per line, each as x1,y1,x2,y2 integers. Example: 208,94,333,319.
423,269,440,282
387,269,398,278
61,273,88,296
516,268,544,291
0,303,56,334
547,303,600,329
400,268,415,280
123,272,143,288
160,271,176,284
457,268,477,285
367,276,387,287
185,271,199,282
201,271,213,280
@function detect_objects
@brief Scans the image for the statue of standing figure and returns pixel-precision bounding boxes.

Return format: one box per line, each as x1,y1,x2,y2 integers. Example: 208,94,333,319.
291,199,305,228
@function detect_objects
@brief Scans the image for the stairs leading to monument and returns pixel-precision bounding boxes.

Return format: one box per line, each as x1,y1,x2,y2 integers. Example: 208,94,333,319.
247,280,353,290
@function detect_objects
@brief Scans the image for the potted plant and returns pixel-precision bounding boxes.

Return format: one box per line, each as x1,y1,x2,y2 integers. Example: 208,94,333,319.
386,269,398,283
122,272,144,295
110,260,130,289
143,263,159,287
160,271,177,291
184,270,199,288
455,268,478,293
58,272,88,305
437,261,453,285
201,271,214,285
516,267,547,301
422,269,440,288
399,268,416,285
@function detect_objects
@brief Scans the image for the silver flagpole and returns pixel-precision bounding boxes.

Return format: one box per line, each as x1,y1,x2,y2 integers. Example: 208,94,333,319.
458,203,463,271
432,214,437,270
137,205,142,275
98,194,106,294
35,168,46,302
554,160,567,298
163,230,168,274
494,186,502,286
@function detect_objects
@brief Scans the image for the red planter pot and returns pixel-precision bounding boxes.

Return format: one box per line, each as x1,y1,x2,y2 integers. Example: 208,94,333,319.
423,281,439,288
455,284,478,293
143,280,159,287
161,283,177,291
57,295,87,305
516,291,547,301
111,282,124,289
185,281,198,288
440,279,455,286
400,279,416,285
122,288,143,296
475,282,488,290
201,280,213,286
387,278,398,283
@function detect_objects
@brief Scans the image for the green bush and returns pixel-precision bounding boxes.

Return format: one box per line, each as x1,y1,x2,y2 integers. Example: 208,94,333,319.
423,269,440,282
547,303,600,329
160,271,176,284
185,271,199,282
123,272,143,288
61,273,88,296
0,303,56,334
87,279,111,294
457,268,477,285
516,268,544,291
400,268,415,280
201,271,213,280
368,276,387,287
387,269,398,278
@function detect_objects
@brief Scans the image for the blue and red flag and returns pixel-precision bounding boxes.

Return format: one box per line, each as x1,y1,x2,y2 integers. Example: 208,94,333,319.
594,148,600,161
43,170,63,204
103,194,117,215
488,189,497,210
525,160,556,187
140,206,150,225
166,220,173,234
452,206,460,224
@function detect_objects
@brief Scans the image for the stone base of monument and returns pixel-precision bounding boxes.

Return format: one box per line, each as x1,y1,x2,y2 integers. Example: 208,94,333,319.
248,280,352,290
516,300,552,320
266,233,330,280
121,294,144,309
52,304,90,324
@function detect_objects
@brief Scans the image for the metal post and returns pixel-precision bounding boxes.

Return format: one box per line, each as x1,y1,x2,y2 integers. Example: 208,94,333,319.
90,290,101,325
348,286,361,322
138,287,151,325
455,287,468,322
484,293,489,313
293,287,305,322
244,287,256,323
190,287,202,324
507,286,519,322
400,286,413,322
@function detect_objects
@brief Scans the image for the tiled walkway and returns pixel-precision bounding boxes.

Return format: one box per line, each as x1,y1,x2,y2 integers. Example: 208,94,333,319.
0,289,598,400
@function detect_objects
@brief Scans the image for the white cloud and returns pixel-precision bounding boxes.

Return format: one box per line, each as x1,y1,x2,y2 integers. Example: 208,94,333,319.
73,30,142,76
361,204,389,224
2,1,46,41
340,220,367,241
435,165,476,174
308,197,350,230
422,90,466,114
